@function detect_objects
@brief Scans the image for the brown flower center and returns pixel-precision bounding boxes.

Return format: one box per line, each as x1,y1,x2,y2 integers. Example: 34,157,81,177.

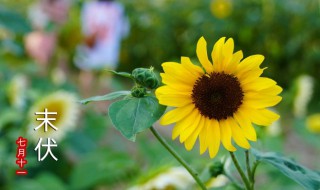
191,72,244,120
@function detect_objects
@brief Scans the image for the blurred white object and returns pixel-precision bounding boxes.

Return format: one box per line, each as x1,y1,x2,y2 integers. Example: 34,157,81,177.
206,175,229,188
51,67,67,85
28,0,70,29
128,167,194,190
7,74,28,109
28,3,50,29
75,0,129,70
267,117,282,136
293,75,314,117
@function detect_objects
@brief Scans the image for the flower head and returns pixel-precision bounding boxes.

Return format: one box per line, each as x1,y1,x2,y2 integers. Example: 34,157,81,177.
28,91,79,141
156,37,282,158
210,0,233,19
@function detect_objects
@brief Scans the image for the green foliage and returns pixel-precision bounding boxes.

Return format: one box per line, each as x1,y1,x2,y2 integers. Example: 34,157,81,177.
0,0,320,189
252,149,320,190
0,6,31,34
209,161,224,178
70,149,137,190
108,96,166,141
13,173,67,190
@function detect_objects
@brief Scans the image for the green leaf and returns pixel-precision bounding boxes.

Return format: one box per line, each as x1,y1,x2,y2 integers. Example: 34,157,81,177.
0,6,31,34
252,149,320,190
107,70,133,79
79,91,131,104
70,149,136,190
36,173,67,190
108,96,166,141
12,173,66,190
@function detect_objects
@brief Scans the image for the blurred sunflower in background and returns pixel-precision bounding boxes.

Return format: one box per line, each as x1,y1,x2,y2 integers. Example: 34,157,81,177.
28,91,79,141
306,113,320,133
210,0,233,19
156,36,282,158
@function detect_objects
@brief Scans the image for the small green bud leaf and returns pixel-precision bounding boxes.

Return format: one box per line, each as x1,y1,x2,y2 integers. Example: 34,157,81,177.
107,70,133,79
132,68,159,89
131,86,147,98
79,91,131,104
209,161,224,177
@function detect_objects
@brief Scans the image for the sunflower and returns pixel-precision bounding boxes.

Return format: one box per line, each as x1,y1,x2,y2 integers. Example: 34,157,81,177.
28,91,79,141
155,37,282,158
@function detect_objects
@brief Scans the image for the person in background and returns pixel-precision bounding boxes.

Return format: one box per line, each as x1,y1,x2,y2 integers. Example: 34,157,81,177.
75,0,129,96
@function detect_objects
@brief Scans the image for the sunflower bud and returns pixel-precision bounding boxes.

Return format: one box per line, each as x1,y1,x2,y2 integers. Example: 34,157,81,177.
132,67,159,89
209,161,224,177
131,86,147,98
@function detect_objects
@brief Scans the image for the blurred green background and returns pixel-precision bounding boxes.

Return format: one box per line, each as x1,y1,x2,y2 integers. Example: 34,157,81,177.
0,0,320,189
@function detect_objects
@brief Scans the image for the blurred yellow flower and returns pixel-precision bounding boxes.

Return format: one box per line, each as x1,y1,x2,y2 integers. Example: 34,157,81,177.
28,91,79,141
306,113,320,133
156,36,282,158
210,0,233,19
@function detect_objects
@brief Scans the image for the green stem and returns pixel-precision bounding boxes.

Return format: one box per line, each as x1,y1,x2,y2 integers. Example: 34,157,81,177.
229,152,251,190
250,161,260,190
245,151,252,181
150,127,207,190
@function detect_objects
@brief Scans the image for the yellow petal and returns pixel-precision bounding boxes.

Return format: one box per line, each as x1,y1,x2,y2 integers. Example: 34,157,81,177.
156,85,191,96
212,37,226,72
231,50,243,65
179,110,201,143
227,118,250,149
243,77,277,92
181,56,204,75
196,37,214,73
207,119,221,158
220,38,234,71
222,38,234,58
157,94,192,107
236,55,264,75
172,109,198,139
258,85,283,96
160,73,194,91
238,68,264,85
219,119,236,151
224,50,243,74
184,116,205,150
233,110,257,141
162,62,199,80
244,93,282,108
243,107,280,126
199,118,209,154
160,104,195,125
